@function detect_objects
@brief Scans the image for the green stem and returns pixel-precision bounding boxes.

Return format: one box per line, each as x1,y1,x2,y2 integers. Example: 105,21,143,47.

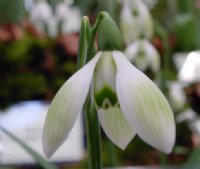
77,12,108,169
77,16,91,69
83,12,106,169
86,11,106,62
154,20,170,166
161,31,170,93
84,101,102,169
108,140,119,166
154,20,170,93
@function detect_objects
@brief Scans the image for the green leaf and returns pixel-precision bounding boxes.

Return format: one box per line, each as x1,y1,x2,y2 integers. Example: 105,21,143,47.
0,125,58,169
183,146,200,169
77,16,91,69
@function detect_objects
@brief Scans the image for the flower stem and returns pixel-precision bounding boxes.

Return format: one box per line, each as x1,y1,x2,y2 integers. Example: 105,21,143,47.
154,20,170,93
77,12,108,169
84,101,102,169
86,11,107,61
83,13,105,169
77,16,91,69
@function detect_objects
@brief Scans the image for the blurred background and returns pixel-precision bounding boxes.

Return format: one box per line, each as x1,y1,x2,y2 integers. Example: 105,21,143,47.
1,0,200,168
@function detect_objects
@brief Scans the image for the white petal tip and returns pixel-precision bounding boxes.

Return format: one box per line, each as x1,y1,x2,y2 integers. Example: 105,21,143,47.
162,138,175,154
116,143,128,150
152,128,176,154
43,149,52,159
42,139,56,159
97,106,136,151
160,145,174,154
113,51,176,154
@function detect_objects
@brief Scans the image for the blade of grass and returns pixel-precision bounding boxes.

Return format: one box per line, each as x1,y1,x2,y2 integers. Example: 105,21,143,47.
0,125,58,169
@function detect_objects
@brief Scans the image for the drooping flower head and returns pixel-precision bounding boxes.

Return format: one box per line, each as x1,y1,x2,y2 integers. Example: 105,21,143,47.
120,0,153,45
29,0,81,37
43,12,175,159
43,51,175,158
30,0,53,33
125,39,160,73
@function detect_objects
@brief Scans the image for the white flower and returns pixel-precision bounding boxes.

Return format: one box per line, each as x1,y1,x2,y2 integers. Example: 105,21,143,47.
43,51,175,158
120,0,153,45
168,81,186,111
29,1,81,36
142,0,158,9
30,1,53,33
55,2,81,35
125,39,160,73
179,51,200,83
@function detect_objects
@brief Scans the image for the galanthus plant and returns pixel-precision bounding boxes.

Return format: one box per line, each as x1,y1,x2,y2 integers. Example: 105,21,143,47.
120,0,153,45
43,12,175,169
125,39,160,74
29,0,81,37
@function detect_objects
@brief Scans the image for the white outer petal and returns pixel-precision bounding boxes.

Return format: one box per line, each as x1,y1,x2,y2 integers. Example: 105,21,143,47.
43,52,101,158
98,106,136,150
113,51,175,154
138,1,153,39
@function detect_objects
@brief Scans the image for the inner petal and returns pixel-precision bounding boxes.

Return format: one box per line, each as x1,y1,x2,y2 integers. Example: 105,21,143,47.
97,104,136,150
93,52,118,108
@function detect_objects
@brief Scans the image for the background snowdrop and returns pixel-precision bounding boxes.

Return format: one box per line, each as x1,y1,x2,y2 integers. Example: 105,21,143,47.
168,81,186,112
55,2,81,35
179,51,200,84
30,0,53,34
125,39,160,73
120,0,153,45
29,0,81,37
142,0,158,9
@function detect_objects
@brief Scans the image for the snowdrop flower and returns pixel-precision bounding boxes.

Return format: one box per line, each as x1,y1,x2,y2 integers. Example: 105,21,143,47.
55,2,81,35
43,51,175,158
30,1,53,33
125,39,160,73
120,0,153,45
168,81,186,111
179,51,200,83
142,0,158,9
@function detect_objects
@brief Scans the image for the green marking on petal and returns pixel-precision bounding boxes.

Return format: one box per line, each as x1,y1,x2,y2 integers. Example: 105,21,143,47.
132,9,138,16
95,86,118,108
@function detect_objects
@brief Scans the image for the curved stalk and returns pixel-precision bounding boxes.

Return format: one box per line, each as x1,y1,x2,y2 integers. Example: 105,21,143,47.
77,12,108,169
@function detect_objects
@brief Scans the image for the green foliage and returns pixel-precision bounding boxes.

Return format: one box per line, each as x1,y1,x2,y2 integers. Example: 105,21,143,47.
0,0,25,24
74,0,97,15
0,34,76,109
173,13,198,50
183,146,200,169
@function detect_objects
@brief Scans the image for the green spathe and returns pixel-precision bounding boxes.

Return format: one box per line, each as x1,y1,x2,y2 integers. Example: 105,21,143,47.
97,12,123,51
